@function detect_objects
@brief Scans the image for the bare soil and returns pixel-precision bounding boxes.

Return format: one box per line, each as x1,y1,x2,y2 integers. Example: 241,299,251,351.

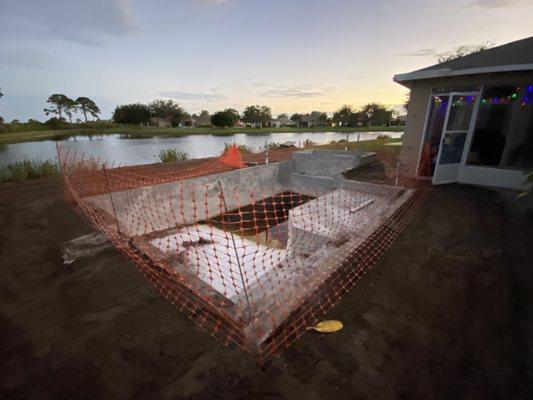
1,177,532,399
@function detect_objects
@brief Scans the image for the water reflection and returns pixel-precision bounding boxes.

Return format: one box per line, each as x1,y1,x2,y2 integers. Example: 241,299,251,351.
0,131,402,166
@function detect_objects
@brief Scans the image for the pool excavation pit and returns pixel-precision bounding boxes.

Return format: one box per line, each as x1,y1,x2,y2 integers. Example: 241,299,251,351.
58,145,427,360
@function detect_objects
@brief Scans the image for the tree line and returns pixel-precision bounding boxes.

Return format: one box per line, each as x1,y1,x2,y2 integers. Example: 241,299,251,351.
0,91,106,134
0,90,400,133
331,103,396,127
111,101,400,128
113,99,187,126
111,101,274,128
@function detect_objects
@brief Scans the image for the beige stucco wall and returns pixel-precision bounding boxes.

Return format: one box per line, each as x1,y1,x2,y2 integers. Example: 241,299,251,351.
399,71,533,179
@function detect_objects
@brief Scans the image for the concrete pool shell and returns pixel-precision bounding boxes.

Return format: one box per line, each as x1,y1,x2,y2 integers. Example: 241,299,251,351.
64,148,423,358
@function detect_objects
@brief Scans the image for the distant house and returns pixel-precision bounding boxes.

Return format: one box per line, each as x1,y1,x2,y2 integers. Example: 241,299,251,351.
179,112,212,127
394,36,533,189
390,114,406,126
299,114,316,128
179,119,194,127
142,117,172,128
270,116,296,128
195,112,211,127
246,122,263,128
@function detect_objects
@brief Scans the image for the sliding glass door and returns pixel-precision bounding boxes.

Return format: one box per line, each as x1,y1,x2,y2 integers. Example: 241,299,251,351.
433,92,480,185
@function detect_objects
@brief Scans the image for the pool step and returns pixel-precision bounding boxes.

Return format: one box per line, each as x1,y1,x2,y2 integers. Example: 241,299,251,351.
290,172,337,189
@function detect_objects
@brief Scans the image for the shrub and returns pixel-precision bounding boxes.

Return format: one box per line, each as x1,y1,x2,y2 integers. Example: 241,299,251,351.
224,143,253,154
211,109,240,128
302,139,316,148
376,134,391,141
268,142,284,149
0,118,118,134
0,117,6,134
158,148,190,163
44,117,67,129
326,139,347,145
113,103,151,125
79,120,118,129
0,160,60,182
517,171,533,199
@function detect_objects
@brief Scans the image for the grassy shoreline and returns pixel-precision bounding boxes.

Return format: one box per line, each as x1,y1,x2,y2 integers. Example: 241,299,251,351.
0,125,403,145
316,137,402,152
0,160,60,183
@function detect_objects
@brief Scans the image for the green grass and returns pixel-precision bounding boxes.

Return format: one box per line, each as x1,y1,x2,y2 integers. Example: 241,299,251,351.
0,160,60,183
316,136,403,152
0,125,404,145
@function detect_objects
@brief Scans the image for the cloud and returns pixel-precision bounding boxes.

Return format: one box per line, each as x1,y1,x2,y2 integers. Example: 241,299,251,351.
209,82,232,92
1,0,138,46
158,91,228,101
346,73,374,80
0,49,52,70
257,84,335,98
192,0,229,3
396,48,437,57
461,0,525,8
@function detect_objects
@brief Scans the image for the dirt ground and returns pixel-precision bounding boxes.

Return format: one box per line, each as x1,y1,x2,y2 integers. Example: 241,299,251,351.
1,177,532,399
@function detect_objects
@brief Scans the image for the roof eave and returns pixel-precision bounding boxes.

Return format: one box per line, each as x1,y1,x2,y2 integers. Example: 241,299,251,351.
393,63,533,85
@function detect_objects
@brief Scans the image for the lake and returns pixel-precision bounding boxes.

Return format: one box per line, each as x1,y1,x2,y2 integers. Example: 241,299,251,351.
0,131,402,167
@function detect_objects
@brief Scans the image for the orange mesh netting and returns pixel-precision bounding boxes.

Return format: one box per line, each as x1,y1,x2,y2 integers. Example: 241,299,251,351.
57,144,245,197
57,143,427,363
241,146,300,164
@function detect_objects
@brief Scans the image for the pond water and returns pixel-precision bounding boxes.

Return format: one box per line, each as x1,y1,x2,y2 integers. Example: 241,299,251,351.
0,131,402,167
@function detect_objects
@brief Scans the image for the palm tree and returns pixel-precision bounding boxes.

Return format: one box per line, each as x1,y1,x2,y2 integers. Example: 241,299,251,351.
44,94,72,120
76,97,101,122
64,98,78,123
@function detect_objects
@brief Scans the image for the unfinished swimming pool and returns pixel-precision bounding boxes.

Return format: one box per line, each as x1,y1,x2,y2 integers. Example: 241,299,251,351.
58,144,426,361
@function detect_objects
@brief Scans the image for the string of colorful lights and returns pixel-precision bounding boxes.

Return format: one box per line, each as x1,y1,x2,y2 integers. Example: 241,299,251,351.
432,85,532,107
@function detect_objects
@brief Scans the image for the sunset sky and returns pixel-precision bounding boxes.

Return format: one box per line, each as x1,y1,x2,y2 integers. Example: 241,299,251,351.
1,0,532,121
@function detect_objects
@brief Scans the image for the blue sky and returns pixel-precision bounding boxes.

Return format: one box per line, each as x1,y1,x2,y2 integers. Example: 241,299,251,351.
1,0,532,121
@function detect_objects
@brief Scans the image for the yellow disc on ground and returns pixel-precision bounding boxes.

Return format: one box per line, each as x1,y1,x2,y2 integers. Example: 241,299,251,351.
308,320,343,333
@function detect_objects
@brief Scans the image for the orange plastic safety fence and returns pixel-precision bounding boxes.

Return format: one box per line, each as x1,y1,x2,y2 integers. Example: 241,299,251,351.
241,146,300,164
57,144,245,197
57,143,427,363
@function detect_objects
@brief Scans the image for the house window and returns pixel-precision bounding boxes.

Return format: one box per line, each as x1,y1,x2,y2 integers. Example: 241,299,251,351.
466,85,533,169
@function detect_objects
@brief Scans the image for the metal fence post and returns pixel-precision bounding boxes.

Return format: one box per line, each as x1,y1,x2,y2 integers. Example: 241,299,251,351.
218,180,253,321
102,164,122,237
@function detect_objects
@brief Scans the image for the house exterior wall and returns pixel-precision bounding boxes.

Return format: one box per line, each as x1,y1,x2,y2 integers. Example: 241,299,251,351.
399,71,533,179
157,120,171,128
146,117,172,128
